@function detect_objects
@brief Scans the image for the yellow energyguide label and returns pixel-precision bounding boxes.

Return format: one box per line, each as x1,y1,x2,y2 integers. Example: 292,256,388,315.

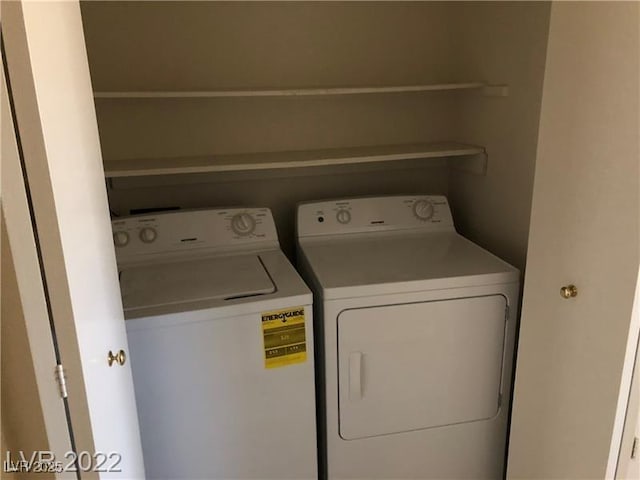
261,307,307,369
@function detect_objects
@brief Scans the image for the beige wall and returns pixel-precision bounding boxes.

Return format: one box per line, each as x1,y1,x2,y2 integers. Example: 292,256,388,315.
82,2,550,264
448,2,551,270
82,2,458,92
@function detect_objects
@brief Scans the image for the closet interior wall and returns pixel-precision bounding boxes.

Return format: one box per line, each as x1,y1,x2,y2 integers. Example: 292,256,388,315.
82,1,551,266
448,2,551,270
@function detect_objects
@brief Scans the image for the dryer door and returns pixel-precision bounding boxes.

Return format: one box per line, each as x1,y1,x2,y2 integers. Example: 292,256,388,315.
337,295,507,440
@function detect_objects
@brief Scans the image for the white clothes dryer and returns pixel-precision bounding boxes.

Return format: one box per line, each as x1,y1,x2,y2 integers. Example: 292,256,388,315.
113,207,317,479
296,195,520,480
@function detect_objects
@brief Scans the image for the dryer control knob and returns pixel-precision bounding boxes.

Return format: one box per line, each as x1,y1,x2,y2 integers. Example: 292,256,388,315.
113,231,130,247
139,227,158,243
336,209,352,225
413,199,435,221
231,213,256,236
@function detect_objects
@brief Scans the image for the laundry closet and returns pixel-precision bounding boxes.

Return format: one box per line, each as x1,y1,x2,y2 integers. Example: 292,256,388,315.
84,5,550,476
2,2,638,480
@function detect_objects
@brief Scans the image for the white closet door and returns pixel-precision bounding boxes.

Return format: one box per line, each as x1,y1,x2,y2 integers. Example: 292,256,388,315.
338,295,507,440
507,3,639,479
2,2,144,478
2,54,73,479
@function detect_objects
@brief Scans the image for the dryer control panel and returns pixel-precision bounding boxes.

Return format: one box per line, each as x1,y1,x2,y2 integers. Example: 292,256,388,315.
112,207,279,265
297,195,455,237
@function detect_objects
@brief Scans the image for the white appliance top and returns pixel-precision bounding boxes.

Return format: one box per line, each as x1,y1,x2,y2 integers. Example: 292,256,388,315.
297,195,519,299
112,208,310,318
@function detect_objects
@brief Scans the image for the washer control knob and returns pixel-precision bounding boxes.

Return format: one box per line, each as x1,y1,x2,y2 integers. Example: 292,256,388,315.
413,199,435,221
113,231,130,247
336,209,352,225
139,227,157,244
231,213,256,236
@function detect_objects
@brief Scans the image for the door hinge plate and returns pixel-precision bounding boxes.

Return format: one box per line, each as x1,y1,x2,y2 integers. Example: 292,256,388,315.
55,364,68,398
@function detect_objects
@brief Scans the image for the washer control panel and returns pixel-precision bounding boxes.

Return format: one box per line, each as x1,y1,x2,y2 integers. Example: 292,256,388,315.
112,207,278,265
297,195,455,237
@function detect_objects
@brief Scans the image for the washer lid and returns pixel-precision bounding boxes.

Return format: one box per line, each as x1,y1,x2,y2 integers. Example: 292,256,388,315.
120,254,276,311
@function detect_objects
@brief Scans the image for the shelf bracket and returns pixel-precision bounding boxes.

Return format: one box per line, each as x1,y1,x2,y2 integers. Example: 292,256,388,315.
448,149,488,175
482,84,509,97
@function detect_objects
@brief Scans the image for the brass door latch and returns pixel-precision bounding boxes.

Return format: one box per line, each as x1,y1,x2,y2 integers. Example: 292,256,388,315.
560,284,578,299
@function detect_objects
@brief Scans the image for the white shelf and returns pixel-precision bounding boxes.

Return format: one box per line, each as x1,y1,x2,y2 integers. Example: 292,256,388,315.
103,142,487,178
94,82,491,99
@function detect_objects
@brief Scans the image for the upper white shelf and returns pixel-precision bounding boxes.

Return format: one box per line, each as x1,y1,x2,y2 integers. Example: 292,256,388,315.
103,142,486,178
93,82,508,99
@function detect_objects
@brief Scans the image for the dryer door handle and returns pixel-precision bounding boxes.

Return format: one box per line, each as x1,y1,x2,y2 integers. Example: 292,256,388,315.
349,351,363,401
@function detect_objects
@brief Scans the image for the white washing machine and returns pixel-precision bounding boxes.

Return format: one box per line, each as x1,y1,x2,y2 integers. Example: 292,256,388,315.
296,195,520,480
112,207,317,479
